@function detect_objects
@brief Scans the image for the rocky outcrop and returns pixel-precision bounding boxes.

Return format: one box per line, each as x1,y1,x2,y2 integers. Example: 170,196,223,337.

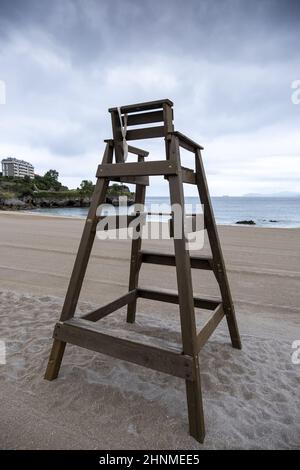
236,220,256,225
0,197,27,209
34,196,91,208
0,193,134,210
0,195,91,210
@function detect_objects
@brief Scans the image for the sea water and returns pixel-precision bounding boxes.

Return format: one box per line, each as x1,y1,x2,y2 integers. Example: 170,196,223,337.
30,197,300,228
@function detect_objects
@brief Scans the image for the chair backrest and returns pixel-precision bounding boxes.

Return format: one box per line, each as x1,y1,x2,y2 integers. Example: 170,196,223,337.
109,99,174,163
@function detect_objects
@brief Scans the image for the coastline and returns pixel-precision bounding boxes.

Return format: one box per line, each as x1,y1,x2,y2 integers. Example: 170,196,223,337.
1,208,299,230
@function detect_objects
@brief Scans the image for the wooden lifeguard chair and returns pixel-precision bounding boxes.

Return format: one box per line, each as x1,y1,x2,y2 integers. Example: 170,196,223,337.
44,99,241,443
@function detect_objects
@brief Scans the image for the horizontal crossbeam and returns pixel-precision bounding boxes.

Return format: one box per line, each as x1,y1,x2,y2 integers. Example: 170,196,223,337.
109,99,173,114
82,290,137,322
126,126,165,141
172,131,204,152
181,167,196,185
53,318,194,380
137,287,220,310
96,213,146,231
196,304,224,351
97,160,178,178
127,145,149,157
111,176,149,186
122,110,164,127
104,141,149,157
140,250,213,270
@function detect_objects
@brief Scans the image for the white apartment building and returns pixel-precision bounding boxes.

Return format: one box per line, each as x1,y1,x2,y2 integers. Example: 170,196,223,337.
1,158,34,178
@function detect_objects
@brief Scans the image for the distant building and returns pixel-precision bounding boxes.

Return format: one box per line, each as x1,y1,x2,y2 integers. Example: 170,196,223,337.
1,158,34,178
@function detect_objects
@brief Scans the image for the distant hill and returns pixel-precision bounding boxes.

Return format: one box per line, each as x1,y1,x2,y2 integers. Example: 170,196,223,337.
243,192,300,198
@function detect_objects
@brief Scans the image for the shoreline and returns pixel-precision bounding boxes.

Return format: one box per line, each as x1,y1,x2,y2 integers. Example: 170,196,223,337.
1,209,299,229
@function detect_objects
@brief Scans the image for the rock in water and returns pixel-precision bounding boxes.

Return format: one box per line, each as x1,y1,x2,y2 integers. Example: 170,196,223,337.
236,220,256,225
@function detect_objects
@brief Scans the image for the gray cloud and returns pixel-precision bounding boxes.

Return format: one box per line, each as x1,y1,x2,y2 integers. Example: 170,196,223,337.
0,0,299,195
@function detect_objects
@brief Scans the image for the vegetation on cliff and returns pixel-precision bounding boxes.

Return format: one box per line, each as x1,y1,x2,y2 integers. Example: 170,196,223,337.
0,170,134,209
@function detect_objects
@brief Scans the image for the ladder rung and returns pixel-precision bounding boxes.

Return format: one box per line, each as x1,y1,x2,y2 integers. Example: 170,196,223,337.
137,287,220,310
140,250,213,270
54,318,194,381
109,176,149,186
97,160,178,178
97,213,146,230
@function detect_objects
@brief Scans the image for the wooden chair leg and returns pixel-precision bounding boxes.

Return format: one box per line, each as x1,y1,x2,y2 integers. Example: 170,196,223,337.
44,143,113,381
195,148,242,350
168,135,205,441
60,142,113,323
127,156,146,323
186,356,205,443
44,339,66,381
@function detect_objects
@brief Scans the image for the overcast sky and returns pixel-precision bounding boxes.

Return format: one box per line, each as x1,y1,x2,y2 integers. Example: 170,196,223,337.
0,0,299,196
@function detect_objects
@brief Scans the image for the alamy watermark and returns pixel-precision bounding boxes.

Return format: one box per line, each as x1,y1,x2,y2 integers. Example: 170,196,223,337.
291,80,300,104
0,340,6,364
0,80,6,105
95,199,205,251
291,340,300,365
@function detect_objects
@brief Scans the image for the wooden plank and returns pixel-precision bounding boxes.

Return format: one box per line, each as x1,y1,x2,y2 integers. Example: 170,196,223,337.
168,135,205,443
97,213,146,231
60,142,113,322
181,166,196,185
109,99,173,114
163,103,174,134
167,135,198,354
97,160,178,178
53,318,194,381
122,110,164,126
82,290,137,322
44,142,114,381
186,358,206,443
110,110,124,163
196,304,224,351
163,102,174,159
104,141,149,157
195,148,242,350
104,139,149,157
113,176,149,186
140,250,213,270
138,287,220,310
44,339,66,381
127,145,149,157
172,131,204,152
127,157,147,323
126,126,165,141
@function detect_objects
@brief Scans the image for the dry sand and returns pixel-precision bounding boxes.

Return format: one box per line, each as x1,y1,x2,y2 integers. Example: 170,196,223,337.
0,211,299,449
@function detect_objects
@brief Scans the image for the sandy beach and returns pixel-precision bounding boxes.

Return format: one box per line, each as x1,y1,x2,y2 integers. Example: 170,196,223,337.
0,211,299,449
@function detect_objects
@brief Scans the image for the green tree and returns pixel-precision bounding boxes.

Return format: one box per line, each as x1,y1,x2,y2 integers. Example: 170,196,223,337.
79,180,94,195
23,175,31,184
43,169,61,191
44,169,59,181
